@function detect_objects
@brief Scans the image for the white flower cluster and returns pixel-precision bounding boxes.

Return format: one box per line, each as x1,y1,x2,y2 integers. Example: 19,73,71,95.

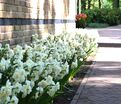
0,30,97,104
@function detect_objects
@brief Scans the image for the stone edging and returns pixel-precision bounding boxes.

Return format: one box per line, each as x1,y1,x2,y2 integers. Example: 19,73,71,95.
70,61,96,104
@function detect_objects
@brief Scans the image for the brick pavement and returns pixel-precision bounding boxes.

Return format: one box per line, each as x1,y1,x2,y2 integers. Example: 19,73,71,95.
98,25,121,47
71,25,121,104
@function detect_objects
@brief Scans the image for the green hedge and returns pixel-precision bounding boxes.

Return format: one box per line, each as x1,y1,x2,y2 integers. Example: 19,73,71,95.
83,8,121,26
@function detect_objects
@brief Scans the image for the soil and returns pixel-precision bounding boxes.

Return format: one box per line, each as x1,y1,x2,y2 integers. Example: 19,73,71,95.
53,61,92,104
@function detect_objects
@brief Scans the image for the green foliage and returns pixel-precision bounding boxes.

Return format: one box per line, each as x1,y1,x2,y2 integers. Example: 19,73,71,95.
106,9,120,25
83,8,109,24
78,0,121,12
102,0,112,8
83,8,121,26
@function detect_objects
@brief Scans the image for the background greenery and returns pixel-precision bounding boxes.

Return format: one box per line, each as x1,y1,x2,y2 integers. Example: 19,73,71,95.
76,0,121,28
84,8,121,26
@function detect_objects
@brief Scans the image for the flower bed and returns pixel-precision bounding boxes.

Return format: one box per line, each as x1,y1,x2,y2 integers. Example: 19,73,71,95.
0,30,98,104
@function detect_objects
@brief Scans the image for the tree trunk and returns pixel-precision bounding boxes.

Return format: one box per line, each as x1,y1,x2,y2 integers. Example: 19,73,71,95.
113,0,119,8
99,0,101,8
88,0,91,9
77,0,79,14
77,0,81,14
81,0,86,10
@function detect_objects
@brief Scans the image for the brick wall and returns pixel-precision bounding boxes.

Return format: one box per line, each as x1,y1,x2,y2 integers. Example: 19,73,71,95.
0,0,76,46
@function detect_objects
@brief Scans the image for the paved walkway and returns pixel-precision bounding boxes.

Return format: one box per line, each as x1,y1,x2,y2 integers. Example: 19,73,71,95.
71,25,121,104
98,25,121,47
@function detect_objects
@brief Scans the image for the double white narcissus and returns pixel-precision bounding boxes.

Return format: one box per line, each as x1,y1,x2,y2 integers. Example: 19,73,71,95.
0,80,13,103
0,30,97,104
22,80,32,98
12,68,27,83
0,58,10,71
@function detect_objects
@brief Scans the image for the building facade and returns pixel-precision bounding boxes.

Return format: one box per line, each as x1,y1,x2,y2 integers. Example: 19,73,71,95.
0,0,76,46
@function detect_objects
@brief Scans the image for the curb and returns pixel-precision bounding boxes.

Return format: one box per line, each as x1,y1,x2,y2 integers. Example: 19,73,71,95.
98,43,121,47
70,61,96,104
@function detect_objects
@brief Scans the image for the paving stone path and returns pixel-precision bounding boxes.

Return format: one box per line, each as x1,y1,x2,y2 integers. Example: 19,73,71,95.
98,25,121,47
71,25,121,104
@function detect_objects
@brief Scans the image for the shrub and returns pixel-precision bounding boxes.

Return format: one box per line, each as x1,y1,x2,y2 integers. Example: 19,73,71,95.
83,9,109,24
83,8,121,26
106,9,120,25
117,9,121,23
76,13,87,28
0,31,98,104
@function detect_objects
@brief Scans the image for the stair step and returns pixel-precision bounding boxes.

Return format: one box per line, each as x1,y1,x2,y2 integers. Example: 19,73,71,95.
98,42,121,47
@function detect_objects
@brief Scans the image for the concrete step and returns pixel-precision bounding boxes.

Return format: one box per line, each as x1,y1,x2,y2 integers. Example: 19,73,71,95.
98,43,121,47
98,37,121,47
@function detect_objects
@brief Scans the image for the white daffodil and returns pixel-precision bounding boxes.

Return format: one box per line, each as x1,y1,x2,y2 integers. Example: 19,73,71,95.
22,80,32,98
13,82,22,94
9,95,19,104
47,82,60,97
12,68,26,83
